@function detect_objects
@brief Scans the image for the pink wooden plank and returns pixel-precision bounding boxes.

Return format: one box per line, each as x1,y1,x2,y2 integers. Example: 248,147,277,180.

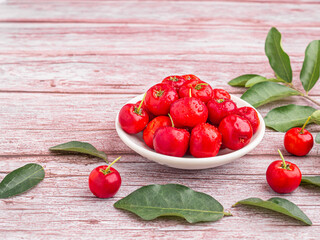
1,24,320,56
0,54,319,95
0,1,319,28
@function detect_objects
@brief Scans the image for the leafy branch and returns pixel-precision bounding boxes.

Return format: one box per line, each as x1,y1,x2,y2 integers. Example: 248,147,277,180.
228,27,320,140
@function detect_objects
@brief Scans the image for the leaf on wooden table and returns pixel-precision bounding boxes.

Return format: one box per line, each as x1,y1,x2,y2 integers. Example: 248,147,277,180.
228,74,262,87
245,77,283,88
264,104,316,132
265,27,292,83
300,40,320,93
0,163,45,199
244,76,267,87
241,82,301,108
233,197,312,226
301,176,320,187
311,110,320,125
49,141,108,162
316,133,320,144
114,184,229,223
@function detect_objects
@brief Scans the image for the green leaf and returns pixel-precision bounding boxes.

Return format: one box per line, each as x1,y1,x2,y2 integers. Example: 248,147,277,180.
264,104,316,132
265,27,292,83
311,110,320,125
114,184,229,223
244,76,267,87
0,163,45,199
245,77,283,88
228,74,262,87
300,40,320,93
50,141,108,162
301,176,320,187
241,82,301,108
316,133,320,144
234,197,312,226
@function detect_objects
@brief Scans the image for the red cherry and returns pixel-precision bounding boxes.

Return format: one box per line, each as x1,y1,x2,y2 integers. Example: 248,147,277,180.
170,97,208,128
266,150,301,194
162,75,186,91
89,157,122,198
119,100,149,134
181,74,201,81
236,106,260,134
218,114,253,150
212,89,231,100
179,80,213,103
284,117,314,156
153,115,190,157
145,83,179,116
190,123,222,158
143,116,171,149
207,98,237,125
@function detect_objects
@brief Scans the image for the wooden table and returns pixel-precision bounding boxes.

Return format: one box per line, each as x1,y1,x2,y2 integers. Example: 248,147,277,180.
1,0,320,239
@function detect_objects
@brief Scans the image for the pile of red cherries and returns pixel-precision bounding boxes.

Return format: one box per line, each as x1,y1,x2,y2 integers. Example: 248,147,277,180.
119,74,260,158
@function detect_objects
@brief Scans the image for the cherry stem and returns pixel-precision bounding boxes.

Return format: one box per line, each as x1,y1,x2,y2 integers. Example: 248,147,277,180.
223,211,233,216
278,149,287,169
194,83,208,90
104,156,121,173
189,88,192,98
300,116,311,134
137,93,146,113
155,89,164,97
168,113,174,128
285,83,320,107
170,76,179,82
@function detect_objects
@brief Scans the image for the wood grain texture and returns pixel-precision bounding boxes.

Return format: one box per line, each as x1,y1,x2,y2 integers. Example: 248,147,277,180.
1,0,320,239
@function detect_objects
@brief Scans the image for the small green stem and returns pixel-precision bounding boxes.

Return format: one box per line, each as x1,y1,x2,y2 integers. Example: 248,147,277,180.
194,83,208,90
105,156,121,173
137,93,146,113
300,116,311,134
155,90,164,97
278,149,287,169
284,83,320,107
169,76,179,82
302,94,320,107
168,113,174,128
223,211,232,216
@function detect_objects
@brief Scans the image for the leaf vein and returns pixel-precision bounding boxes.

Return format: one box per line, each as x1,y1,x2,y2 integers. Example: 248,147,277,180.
118,204,223,214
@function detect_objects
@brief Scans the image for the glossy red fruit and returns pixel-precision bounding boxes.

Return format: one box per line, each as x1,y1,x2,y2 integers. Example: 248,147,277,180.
218,114,253,150
236,106,260,134
284,127,314,156
179,80,213,103
145,83,179,116
170,97,208,128
266,150,301,194
207,98,237,125
119,103,149,134
143,116,171,149
162,75,186,91
212,89,231,100
153,126,190,157
89,157,122,198
190,123,222,158
181,74,201,81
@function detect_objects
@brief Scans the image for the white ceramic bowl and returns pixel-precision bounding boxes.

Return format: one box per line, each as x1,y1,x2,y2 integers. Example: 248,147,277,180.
115,94,265,170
